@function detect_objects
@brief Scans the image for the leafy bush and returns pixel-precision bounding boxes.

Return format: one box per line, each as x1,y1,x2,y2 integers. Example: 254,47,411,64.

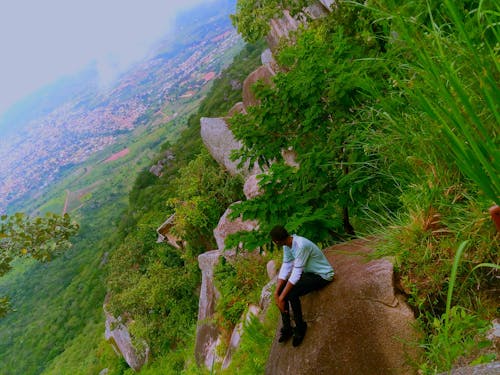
221,310,278,375
419,306,492,374
214,253,270,328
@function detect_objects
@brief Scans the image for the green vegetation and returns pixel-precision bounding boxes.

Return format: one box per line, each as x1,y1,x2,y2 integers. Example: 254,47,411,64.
0,212,78,317
103,41,265,371
1,1,498,374
229,0,499,373
214,253,272,329
220,310,278,375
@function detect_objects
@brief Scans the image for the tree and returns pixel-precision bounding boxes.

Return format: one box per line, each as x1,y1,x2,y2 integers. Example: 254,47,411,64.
0,212,79,317
227,12,396,247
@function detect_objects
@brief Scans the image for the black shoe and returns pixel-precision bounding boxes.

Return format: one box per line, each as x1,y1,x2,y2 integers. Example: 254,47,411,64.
292,322,307,347
278,327,293,343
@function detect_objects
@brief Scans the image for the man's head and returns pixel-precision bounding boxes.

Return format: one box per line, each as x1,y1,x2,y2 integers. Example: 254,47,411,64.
270,225,290,246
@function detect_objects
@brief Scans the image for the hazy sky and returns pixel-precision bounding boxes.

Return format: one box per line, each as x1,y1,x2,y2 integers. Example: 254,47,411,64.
0,0,215,116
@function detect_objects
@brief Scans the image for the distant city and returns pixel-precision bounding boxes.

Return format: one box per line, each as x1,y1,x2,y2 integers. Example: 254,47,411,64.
0,19,241,213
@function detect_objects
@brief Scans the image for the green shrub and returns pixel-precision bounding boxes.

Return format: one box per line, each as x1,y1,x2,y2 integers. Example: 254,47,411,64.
214,253,270,329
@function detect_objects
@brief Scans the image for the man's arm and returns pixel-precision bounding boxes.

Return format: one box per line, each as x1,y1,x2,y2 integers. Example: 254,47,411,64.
275,279,294,313
275,261,293,312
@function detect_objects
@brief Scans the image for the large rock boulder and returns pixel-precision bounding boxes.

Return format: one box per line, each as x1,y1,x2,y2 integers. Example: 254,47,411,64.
200,117,246,176
213,203,259,251
267,10,301,51
242,65,275,108
104,308,149,371
265,239,421,375
194,250,223,368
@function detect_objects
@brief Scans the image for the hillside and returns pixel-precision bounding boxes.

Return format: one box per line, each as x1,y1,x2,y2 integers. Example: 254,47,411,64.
0,0,498,374
0,0,240,214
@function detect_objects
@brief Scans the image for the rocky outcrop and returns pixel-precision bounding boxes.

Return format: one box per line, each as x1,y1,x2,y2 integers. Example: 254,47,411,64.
266,10,302,51
227,101,246,117
213,203,259,251
242,65,276,108
266,1,334,51
261,48,277,74
265,239,421,375
243,173,263,199
104,308,149,371
200,117,257,176
156,214,182,248
194,250,223,368
149,149,175,177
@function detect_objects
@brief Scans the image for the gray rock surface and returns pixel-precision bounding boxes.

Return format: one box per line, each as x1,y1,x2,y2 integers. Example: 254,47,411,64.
265,239,421,375
438,362,500,375
242,65,275,108
194,250,223,368
213,204,259,251
319,0,335,11
243,172,263,199
200,117,245,176
267,10,301,51
104,309,149,371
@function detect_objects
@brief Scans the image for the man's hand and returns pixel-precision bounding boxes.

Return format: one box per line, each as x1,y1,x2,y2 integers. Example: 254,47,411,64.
277,295,287,313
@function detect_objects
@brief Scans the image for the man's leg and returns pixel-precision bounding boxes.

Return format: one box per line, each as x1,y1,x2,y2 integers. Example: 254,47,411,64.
286,273,331,346
276,281,293,343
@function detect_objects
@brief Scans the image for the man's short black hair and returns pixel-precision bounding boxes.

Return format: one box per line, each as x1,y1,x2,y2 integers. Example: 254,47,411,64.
270,225,289,241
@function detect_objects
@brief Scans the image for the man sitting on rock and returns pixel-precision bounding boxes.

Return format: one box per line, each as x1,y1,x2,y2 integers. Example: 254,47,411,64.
271,225,335,347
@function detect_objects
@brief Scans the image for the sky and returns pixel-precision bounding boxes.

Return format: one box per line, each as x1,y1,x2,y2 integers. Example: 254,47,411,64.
0,0,215,117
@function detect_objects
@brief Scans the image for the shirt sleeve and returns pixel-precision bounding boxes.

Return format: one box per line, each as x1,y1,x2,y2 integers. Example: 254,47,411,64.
282,245,294,263
288,239,312,284
278,261,293,280
288,265,303,284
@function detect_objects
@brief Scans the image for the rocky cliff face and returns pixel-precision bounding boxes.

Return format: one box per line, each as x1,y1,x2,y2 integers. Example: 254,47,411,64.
194,250,223,368
104,307,149,371
266,1,334,50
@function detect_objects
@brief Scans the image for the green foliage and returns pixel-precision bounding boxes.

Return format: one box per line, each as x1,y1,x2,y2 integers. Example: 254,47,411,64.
214,254,269,328
228,10,399,246
167,150,244,253
397,0,499,204
419,306,492,374
414,241,496,374
0,212,79,265
231,0,311,43
221,309,278,375
0,212,79,317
